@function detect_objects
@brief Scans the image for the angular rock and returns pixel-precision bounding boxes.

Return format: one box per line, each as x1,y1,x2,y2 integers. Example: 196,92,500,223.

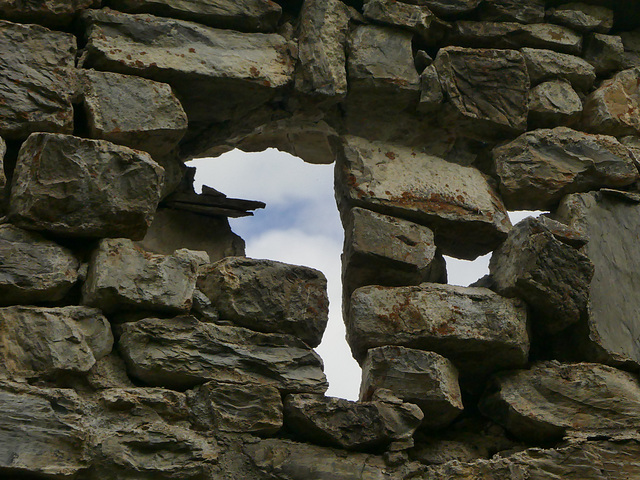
106,0,282,32
360,346,463,429
284,393,423,451
119,316,328,393
480,362,640,443
528,80,582,128
0,0,99,28
0,306,113,381
187,381,283,435
197,257,328,348
546,3,614,34
489,217,594,334
448,21,583,55
493,127,640,210
478,0,545,24
335,135,511,260
419,0,481,17
584,33,625,75
295,0,350,99
418,64,444,113
79,70,188,159
83,238,207,315
0,21,76,140
434,46,529,137
342,207,446,300
521,47,596,91
583,67,640,136
9,133,164,239
99,387,190,422
0,224,79,305
81,9,295,123
346,283,529,379
415,50,433,73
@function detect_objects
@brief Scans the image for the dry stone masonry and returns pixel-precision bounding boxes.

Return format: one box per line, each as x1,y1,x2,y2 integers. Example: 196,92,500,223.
1,0,640,478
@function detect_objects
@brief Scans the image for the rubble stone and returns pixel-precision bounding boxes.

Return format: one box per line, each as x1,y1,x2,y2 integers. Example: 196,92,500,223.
420,0,482,17
521,47,596,91
418,64,444,113
546,3,614,34
0,0,100,28
478,0,545,24
528,80,582,128
584,33,625,75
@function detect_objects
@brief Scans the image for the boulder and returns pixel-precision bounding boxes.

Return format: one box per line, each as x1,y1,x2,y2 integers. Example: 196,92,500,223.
434,47,529,137
118,316,328,393
0,224,79,305
528,80,582,128
335,135,511,260
342,207,446,300
346,283,529,379
283,393,423,451
546,3,614,33
360,346,463,429
105,0,282,32
480,362,640,443
8,133,164,240
81,9,295,123
478,0,545,24
521,47,596,91
582,67,640,136
82,238,207,315
187,381,283,435
0,306,113,381
493,127,639,210
0,0,99,28
197,257,328,347
489,217,594,334
583,33,625,75
0,21,76,140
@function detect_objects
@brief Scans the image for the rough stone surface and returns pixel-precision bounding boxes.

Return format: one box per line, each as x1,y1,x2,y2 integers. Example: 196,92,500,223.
9,133,164,240
489,217,594,334
493,127,640,210
347,283,529,379
480,362,640,443
0,306,113,381
584,33,625,75
0,0,99,28
0,224,79,305
478,0,545,24
99,387,190,422
0,21,76,141
187,381,283,435
284,393,423,451
521,47,596,91
420,0,482,17
119,316,328,393
360,346,463,429
418,64,444,113
197,257,328,347
106,0,282,32
82,238,207,315
546,3,614,33
336,135,511,260
342,207,446,299
528,80,583,128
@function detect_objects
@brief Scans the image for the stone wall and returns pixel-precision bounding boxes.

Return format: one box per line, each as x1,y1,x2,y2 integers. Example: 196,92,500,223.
1,0,640,478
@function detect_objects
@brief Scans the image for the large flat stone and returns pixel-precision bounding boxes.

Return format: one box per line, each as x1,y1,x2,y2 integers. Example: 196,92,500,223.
493,127,639,210
0,21,76,140
346,283,529,379
521,47,596,91
335,135,511,260
420,0,482,17
119,316,328,393
0,0,99,28
478,0,545,23
9,133,164,239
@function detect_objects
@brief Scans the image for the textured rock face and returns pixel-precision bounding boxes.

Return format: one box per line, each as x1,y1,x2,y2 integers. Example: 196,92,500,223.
336,135,511,260
119,316,328,392
0,224,79,305
493,127,639,210
480,362,640,443
521,47,596,91
197,257,329,347
347,283,529,378
360,346,463,429
83,238,207,314
9,133,164,239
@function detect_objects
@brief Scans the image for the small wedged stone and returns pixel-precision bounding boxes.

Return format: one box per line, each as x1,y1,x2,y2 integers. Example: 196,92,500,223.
197,257,328,348
528,80,583,128
0,0,99,28
360,346,463,430
521,47,596,91
346,283,529,379
489,217,594,334
418,64,444,113
118,316,328,393
546,3,614,34
480,362,640,443
0,21,77,141
584,33,625,75
335,135,511,260
82,238,207,315
106,0,282,32
478,0,545,24
0,224,79,305
8,133,164,240
187,381,283,435
0,306,113,381
283,393,423,451
493,127,640,210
